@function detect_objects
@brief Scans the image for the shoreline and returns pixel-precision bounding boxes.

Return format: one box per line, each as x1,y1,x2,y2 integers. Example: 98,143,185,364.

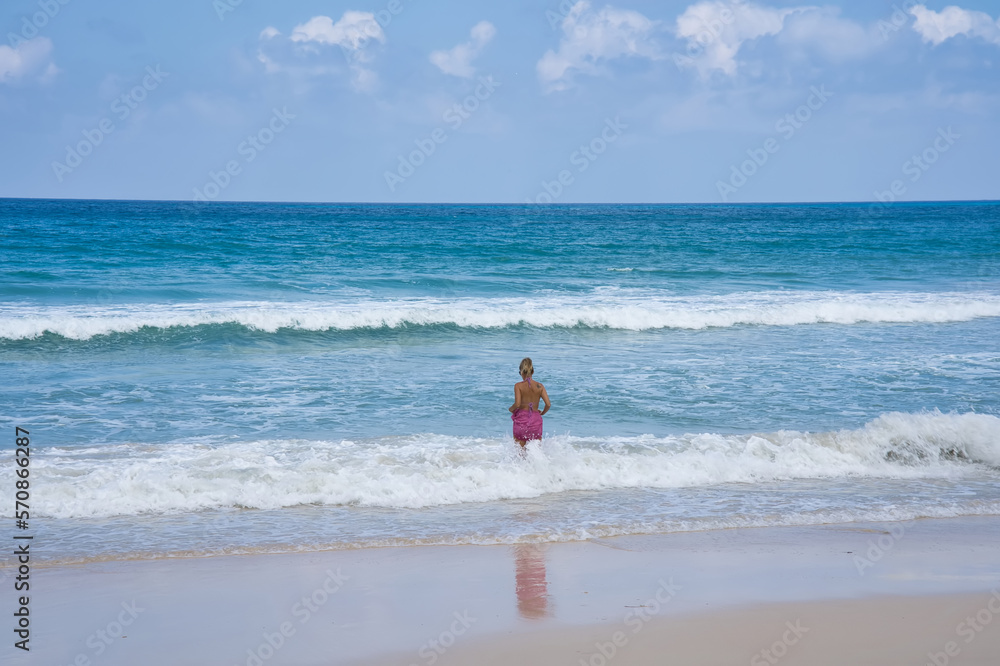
4,516,1000,665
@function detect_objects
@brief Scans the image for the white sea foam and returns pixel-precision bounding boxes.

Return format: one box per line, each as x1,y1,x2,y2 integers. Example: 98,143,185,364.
31,411,1000,519
2,290,1000,340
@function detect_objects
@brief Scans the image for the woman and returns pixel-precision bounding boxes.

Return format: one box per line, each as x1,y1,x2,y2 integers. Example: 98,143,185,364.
509,357,551,449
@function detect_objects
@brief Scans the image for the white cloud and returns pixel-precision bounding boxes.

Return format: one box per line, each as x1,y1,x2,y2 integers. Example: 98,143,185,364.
778,7,878,62
258,11,386,92
290,12,385,52
675,1,799,77
430,20,496,78
909,4,1000,46
0,37,57,85
537,1,661,91
256,50,281,75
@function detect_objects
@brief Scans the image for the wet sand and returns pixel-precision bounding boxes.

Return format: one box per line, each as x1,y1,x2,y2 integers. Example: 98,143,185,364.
5,517,1000,665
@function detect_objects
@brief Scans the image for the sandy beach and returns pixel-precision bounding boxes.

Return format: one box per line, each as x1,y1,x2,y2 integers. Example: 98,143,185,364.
5,1,1000,661
6,516,1000,665
400,593,1000,666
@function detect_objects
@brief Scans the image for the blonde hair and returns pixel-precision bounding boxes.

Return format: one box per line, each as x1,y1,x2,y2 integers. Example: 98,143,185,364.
519,357,534,378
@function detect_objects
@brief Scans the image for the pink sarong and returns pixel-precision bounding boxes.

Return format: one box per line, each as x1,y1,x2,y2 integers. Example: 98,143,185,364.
512,404,543,442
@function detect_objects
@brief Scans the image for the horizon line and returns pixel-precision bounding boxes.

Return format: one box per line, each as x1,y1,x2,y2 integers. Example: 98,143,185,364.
2,197,999,207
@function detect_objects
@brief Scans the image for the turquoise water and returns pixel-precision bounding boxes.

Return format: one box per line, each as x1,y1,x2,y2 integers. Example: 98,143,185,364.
2,199,999,561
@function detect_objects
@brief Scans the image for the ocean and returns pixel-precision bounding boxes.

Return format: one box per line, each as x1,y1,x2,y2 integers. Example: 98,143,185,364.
2,198,999,564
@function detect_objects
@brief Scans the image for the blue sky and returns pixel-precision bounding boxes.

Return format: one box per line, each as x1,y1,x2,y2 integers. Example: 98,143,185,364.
1,0,998,203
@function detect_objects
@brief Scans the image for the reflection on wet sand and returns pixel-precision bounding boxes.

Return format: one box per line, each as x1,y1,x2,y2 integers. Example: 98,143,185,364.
514,544,551,619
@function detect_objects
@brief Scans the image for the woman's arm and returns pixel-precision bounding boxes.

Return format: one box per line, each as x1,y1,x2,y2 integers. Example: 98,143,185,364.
509,383,522,413
539,384,551,416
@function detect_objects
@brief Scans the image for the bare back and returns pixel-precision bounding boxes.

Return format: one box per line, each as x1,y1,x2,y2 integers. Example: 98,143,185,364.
514,378,550,414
